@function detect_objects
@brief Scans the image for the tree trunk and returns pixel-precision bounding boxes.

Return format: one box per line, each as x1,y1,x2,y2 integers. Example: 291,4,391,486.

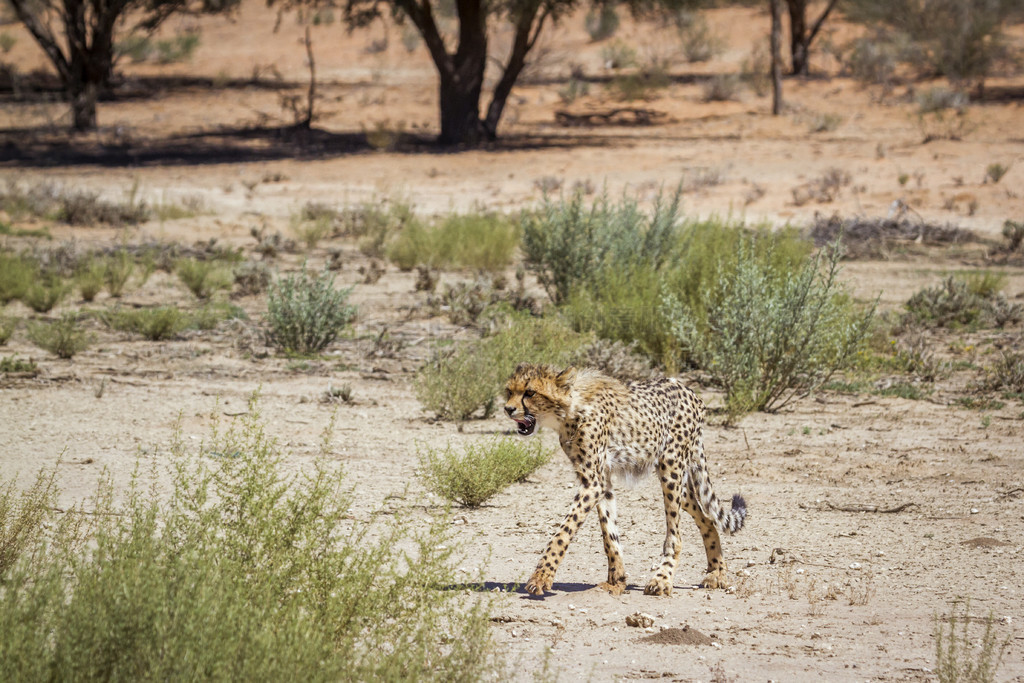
483,1,547,139
770,0,784,114
438,70,485,145
786,0,809,76
69,79,99,131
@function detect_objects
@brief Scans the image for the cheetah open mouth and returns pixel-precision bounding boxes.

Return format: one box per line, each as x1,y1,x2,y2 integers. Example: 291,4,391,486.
514,414,537,436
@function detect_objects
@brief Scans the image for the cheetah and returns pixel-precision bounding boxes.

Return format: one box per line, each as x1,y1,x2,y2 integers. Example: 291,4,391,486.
504,363,747,596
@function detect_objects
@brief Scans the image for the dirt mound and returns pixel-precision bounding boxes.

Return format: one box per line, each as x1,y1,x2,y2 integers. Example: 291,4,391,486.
638,626,714,646
961,537,1013,549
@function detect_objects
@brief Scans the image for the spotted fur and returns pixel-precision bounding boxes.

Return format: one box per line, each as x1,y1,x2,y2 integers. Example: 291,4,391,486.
504,363,747,596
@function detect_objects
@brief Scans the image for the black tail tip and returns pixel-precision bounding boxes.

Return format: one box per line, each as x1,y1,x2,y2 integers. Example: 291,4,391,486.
731,493,747,514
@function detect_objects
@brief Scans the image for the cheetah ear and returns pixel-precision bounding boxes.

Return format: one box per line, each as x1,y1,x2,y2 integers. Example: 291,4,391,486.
555,366,577,389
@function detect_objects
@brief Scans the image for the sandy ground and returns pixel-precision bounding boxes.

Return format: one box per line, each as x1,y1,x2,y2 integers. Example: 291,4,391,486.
2,2,1024,680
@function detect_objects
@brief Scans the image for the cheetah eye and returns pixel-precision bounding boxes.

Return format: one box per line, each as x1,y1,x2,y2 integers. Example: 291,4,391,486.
524,389,536,398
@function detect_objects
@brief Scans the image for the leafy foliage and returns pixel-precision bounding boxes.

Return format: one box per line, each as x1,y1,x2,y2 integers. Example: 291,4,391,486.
387,211,521,273
26,314,93,359
664,240,875,420
0,399,501,681
266,266,356,355
419,438,552,506
904,275,1022,329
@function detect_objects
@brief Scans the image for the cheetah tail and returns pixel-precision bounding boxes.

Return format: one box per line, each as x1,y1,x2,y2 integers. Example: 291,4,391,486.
720,493,747,534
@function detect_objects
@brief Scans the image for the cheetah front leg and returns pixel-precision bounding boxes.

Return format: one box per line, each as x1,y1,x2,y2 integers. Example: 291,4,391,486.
595,472,627,595
525,477,604,596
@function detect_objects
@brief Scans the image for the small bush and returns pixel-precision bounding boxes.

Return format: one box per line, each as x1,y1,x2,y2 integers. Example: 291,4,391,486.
419,438,552,507
571,338,657,382
101,306,189,341
22,279,67,313
387,211,520,273
415,314,589,421
103,251,135,298
189,302,248,331
290,212,334,250
0,252,38,304
702,73,742,102
0,180,60,221
26,314,93,359
980,351,1024,395
338,199,416,258
233,260,272,296
600,40,636,70
115,34,153,62
522,188,683,306
0,355,38,374
176,258,233,300
664,240,875,420
266,266,356,355
56,189,149,227
155,31,200,64
0,315,15,345
584,5,620,42
791,168,852,205
934,599,1010,683
76,259,106,302
985,162,1010,184
905,275,1021,329
608,66,671,102
0,401,502,681
1002,220,1024,252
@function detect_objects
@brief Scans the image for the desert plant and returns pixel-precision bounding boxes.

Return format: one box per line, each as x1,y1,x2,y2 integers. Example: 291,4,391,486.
56,188,149,227
76,259,106,302
985,162,1010,184
388,211,520,273
904,275,1020,329
1002,220,1024,252
290,212,334,250
0,355,38,373
189,302,248,331
0,252,38,304
415,314,589,421
934,599,1010,683
176,258,233,300
266,266,355,355
0,400,501,681
600,40,636,70
608,65,671,101
0,315,16,345
102,251,135,298
0,465,64,576
101,306,189,341
702,73,742,102
154,30,200,63
522,188,683,305
26,313,93,359
980,351,1024,395
233,260,272,296
665,239,875,420
22,278,68,314
419,437,552,506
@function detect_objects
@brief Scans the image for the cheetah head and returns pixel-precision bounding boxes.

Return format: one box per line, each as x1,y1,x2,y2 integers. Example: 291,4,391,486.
503,363,576,436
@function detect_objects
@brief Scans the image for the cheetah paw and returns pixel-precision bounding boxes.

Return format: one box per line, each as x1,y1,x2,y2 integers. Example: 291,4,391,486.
525,569,554,596
700,568,731,589
643,576,673,596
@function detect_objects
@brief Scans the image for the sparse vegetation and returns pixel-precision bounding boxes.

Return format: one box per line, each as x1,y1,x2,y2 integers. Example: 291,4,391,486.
266,265,355,355
26,313,93,359
387,211,520,273
664,240,875,420
584,5,619,42
415,314,589,421
102,252,135,298
22,279,67,314
985,162,1010,184
676,11,724,63
176,258,233,300
419,437,552,507
934,599,1010,683
0,402,501,681
0,253,38,304
0,315,16,345
101,306,190,341
701,73,741,102
0,355,38,374
904,274,1021,329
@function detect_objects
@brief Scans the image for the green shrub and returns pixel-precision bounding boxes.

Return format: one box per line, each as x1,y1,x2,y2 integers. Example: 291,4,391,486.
155,31,200,64
905,274,1021,329
677,11,724,63
522,189,683,305
664,240,875,420
56,189,149,227
290,212,334,250
115,33,153,62
189,302,248,331
0,253,38,304
102,252,135,298
608,66,671,101
0,315,15,345
338,199,417,258
101,306,189,341
26,314,93,359
0,356,38,374
980,351,1024,395
934,599,1010,683
176,258,233,300
266,266,355,355
0,466,63,576
233,261,272,296
76,259,106,302
387,211,520,273
415,314,589,421
22,279,68,314
0,400,501,681
420,438,552,507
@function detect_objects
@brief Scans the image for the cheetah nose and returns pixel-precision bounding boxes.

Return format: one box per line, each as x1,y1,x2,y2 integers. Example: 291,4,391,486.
504,405,515,416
